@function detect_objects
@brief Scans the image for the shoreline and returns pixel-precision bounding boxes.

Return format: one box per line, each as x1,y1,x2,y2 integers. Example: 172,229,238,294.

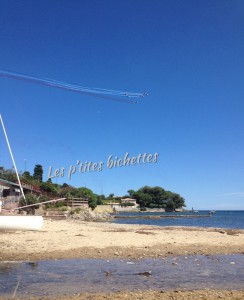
114,214,212,219
1,219,244,261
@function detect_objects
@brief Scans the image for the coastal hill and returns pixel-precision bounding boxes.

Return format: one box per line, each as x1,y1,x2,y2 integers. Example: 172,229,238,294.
0,165,185,211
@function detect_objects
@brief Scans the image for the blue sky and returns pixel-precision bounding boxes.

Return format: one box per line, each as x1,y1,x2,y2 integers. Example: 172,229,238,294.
0,0,243,209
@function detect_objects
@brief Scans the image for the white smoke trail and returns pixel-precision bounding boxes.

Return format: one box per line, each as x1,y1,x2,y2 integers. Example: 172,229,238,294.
0,70,148,104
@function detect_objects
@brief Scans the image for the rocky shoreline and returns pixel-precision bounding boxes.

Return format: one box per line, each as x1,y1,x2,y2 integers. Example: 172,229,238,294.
68,209,113,222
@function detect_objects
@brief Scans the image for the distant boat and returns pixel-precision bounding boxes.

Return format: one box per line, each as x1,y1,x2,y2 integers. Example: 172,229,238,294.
209,210,215,215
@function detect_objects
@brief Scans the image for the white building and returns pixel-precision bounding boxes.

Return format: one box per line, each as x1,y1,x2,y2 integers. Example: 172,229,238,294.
120,198,138,207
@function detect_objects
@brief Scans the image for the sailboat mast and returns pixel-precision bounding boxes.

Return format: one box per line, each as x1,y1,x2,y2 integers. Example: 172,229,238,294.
0,114,26,203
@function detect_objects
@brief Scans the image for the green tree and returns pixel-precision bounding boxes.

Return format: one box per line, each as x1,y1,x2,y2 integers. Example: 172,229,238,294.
71,187,98,210
22,171,32,180
127,189,136,197
0,166,4,178
1,167,17,182
108,193,114,199
40,181,58,196
166,200,176,212
59,184,74,198
134,191,152,207
133,186,185,209
38,195,50,203
97,194,106,205
172,193,185,208
33,164,43,182
20,193,38,206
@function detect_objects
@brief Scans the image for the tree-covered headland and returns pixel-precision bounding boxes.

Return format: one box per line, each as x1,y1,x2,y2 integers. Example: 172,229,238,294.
128,186,185,211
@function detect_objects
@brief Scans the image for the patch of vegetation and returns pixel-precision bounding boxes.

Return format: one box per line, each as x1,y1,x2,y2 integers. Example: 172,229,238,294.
70,207,83,215
121,202,135,207
58,206,69,211
20,194,38,206
140,207,147,211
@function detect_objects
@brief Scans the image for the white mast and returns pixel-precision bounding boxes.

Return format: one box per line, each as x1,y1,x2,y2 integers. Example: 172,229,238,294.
0,114,26,203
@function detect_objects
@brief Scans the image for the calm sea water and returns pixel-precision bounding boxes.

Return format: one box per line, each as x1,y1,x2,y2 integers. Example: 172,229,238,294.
1,255,243,296
112,211,244,229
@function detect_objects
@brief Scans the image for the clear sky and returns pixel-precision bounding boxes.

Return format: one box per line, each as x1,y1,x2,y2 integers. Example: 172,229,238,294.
0,0,243,210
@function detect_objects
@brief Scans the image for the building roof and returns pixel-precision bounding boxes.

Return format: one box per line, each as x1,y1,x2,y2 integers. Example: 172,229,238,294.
0,178,20,187
0,178,41,193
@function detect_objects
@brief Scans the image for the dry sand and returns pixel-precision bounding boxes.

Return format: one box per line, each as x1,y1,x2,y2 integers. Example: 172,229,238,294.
0,219,244,299
0,218,244,261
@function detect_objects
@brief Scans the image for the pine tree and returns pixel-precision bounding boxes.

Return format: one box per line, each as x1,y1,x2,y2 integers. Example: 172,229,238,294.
33,164,43,182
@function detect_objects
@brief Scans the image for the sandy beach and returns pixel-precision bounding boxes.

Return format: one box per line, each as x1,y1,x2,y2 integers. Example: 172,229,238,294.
1,218,244,261
1,219,244,299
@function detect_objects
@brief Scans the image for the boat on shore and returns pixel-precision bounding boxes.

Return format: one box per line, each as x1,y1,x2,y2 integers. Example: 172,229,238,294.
0,215,43,231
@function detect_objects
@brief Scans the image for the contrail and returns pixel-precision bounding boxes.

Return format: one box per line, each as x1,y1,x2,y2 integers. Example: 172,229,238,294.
0,70,148,104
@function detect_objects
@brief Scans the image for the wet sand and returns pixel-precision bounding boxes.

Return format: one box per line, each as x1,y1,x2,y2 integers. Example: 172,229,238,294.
0,290,244,300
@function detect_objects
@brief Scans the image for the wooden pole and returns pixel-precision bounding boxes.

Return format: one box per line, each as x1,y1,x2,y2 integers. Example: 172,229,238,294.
0,114,26,203
14,198,66,210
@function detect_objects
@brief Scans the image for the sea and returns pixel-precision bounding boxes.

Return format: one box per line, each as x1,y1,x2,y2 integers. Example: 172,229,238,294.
111,210,244,229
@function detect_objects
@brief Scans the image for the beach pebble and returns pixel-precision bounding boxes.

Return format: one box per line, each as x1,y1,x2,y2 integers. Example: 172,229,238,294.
137,270,152,276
